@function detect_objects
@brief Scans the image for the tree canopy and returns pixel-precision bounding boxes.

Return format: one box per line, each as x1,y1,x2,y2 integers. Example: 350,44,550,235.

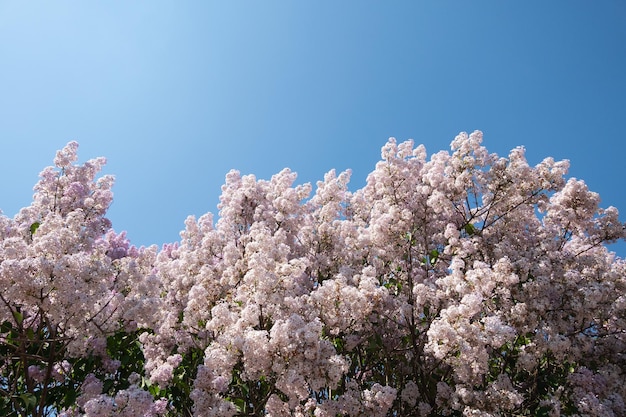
1,132,625,416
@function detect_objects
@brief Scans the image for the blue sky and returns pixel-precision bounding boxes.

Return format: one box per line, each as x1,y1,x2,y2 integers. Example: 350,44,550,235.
1,2,625,256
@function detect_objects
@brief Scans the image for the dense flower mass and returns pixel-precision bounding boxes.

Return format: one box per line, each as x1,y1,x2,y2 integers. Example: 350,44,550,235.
1,132,625,416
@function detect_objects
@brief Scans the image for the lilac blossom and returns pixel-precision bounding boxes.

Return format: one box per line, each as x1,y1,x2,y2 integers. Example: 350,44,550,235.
2,133,625,416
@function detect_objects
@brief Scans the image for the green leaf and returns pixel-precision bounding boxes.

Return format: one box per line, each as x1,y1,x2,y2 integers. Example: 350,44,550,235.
0,320,12,333
103,379,116,394
231,397,246,413
62,389,78,408
19,393,37,411
30,222,40,235
429,249,439,265
238,380,249,396
26,328,36,341
332,336,345,351
12,310,23,326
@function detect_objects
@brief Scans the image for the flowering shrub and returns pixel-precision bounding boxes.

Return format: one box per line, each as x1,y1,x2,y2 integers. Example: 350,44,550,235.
1,132,624,416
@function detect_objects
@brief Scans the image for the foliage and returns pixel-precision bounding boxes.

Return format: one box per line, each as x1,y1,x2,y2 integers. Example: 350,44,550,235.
1,132,625,416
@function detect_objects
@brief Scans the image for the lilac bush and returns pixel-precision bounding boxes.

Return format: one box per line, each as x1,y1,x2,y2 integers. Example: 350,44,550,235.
1,132,624,416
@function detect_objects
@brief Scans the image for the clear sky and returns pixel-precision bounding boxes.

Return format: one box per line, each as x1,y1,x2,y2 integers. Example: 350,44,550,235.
1,2,625,256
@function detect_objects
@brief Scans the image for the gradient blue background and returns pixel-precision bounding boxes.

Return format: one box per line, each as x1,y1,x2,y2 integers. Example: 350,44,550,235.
1,2,625,256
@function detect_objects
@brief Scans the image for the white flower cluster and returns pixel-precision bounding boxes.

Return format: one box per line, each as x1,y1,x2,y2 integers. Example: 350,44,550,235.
1,132,625,416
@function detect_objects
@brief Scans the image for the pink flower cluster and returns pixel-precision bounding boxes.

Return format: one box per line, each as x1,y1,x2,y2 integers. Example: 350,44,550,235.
1,132,625,416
